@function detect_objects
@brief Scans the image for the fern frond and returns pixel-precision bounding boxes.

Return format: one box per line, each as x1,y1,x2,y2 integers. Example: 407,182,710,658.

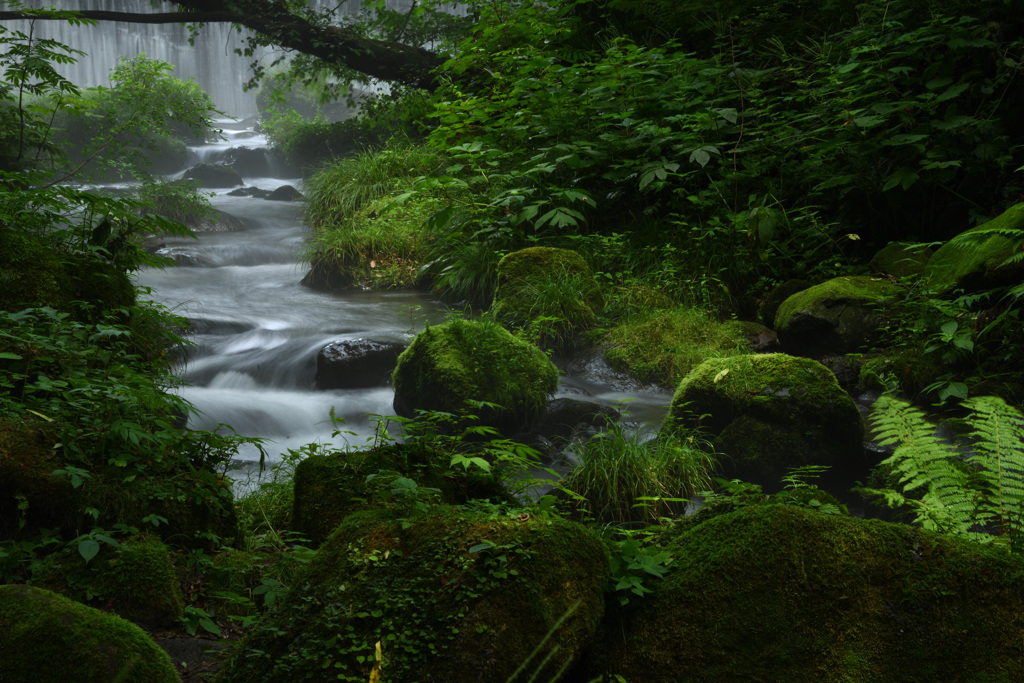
962,396,1024,546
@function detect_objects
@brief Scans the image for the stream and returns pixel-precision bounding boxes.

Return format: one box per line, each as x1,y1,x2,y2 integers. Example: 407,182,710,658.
134,124,674,485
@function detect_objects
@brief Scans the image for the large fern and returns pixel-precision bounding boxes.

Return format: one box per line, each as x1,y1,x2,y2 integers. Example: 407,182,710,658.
863,394,1024,551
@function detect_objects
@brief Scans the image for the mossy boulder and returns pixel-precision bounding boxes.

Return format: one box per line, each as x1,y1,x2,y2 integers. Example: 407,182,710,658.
0,230,135,317
0,229,72,312
291,444,512,546
41,535,184,630
218,506,609,683
491,247,603,349
577,504,1024,682
0,584,178,682
0,416,238,547
664,353,863,489
774,275,902,357
923,203,1024,294
392,318,559,434
0,418,79,539
870,242,933,279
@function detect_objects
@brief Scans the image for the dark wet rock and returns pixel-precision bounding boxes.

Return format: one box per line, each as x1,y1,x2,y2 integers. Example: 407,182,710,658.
143,235,166,253
300,260,354,291
564,347,661,393
532,397,619,446
315,339,406,389
267,184,304,201
227,186,270,199
187,317,255,336
221,146,271,177
183,162,243,188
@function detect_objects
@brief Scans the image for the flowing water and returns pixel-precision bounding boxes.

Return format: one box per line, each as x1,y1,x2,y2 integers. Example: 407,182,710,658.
133,128,674,481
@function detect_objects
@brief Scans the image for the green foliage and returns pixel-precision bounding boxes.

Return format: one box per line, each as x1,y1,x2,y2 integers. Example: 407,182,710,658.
49,54,218,181
862,394,1024,551
374,400,550,500
604,528,673,606
414,0,1023,311
0,2,87,172
269,87,436,169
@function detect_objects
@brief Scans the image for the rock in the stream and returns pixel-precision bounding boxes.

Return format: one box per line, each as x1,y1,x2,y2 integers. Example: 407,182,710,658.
183,162,243,188
316,339,405,389
267,184,304,201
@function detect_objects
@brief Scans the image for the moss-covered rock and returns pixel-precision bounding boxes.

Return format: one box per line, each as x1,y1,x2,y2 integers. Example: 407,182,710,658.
392,318,559,434
0,418,79,539
869,242,933,279
0,416,238,547
0,229,135,317
0,229,73,312
41,535,184,630
217,505,610,683
577,504,1024,682
0,584,178,682
664,353,863,490
291,444,512,546
924,203,1024,294
491,247,603,350
774,275,902,357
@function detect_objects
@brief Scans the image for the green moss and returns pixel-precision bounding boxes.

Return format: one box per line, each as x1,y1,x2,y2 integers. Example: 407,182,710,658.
579,504,1024,682
218,505,609,683
0,584,178,682
603,306,750,387
306,188,440,290
291,443,512,546
391,317,559,433
664,353,863,485
491,247,603,350
924,203,1024,294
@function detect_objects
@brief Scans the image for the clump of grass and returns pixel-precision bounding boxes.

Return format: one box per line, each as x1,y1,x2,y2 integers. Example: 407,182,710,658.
303,139,446,288
560,423,716,527
306,189,440,288
603,305,751,387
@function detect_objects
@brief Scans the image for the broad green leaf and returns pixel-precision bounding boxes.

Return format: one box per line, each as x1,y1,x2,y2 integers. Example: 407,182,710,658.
78,539,100,563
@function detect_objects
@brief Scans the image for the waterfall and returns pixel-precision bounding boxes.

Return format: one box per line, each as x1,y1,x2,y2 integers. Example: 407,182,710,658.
6,0,462,119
